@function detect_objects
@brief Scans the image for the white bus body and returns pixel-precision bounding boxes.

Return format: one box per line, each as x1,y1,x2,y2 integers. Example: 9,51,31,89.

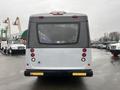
24,12,93,77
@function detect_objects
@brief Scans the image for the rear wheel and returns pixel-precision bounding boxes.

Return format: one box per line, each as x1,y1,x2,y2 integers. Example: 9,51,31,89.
4,49,7,54
8,49,13,55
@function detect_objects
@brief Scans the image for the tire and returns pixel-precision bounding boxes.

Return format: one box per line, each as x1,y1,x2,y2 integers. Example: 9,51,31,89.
3,49,6,54
4,49,7,54
8,49,13,55
23,50,26,55
1,48,3,51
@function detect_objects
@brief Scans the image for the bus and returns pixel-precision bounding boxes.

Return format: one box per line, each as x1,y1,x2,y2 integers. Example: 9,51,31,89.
24,11,93,77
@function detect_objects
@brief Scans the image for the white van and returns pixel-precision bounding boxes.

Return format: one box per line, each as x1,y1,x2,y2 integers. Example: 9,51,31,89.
24,11,93,77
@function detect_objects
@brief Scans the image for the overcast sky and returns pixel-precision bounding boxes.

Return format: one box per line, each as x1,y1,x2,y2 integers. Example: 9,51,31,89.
0,0,120,40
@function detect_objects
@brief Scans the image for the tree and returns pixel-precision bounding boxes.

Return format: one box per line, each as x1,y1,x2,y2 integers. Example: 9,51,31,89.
109,32,120,41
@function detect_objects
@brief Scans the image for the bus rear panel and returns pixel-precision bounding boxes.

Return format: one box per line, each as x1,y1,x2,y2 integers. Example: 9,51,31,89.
24,12,93,77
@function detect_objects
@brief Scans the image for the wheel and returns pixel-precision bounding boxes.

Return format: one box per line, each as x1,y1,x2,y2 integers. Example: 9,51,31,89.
4,49,6,54
4,49,8,55
23,50,26,55
1,47,3,51
8,49,13,55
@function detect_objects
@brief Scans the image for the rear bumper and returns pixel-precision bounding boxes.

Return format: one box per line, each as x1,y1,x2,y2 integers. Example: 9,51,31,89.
24,69,93,77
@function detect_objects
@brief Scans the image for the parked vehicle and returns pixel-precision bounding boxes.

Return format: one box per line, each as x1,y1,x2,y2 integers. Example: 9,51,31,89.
109,41,120,57
24,11,93,77
97,44,106,49
106,44,111,50
101,44,106,49
1,39,26,55
91,44,98,48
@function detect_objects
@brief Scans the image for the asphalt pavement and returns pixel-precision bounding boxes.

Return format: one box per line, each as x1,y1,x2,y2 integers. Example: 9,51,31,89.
0,49,120,90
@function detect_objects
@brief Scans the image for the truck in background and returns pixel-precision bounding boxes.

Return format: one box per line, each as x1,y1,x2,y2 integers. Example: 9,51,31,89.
0,39,26,55
109,41,120,57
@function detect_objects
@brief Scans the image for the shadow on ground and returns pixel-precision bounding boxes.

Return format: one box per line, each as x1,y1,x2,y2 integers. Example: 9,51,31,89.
31,77,87,90
111,56,120,65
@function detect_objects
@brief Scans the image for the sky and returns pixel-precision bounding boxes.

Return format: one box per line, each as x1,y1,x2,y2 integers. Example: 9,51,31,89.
0,0,120,40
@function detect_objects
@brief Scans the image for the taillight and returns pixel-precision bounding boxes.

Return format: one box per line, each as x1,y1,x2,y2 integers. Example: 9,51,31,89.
82,48,87,52
31,58,36,62
81,58,86,62
30,48,34,52
82,53,86,57
81,48,87,62
30,48,36,62
31,53,35,57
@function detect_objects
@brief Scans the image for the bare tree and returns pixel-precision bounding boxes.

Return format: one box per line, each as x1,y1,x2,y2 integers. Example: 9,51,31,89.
109,32,120,41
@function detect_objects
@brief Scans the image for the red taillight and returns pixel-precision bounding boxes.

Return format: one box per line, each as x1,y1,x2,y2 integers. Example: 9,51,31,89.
82,53,86,57
30,48,36,62
82,48,87,52
30,48,34,52
31,53,35,57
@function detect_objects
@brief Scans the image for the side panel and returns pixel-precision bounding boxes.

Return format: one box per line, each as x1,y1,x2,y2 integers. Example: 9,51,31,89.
25,48,92,70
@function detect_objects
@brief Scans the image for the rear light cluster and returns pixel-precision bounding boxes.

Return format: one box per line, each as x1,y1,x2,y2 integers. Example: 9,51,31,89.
30,48,36,62
81,48,87,62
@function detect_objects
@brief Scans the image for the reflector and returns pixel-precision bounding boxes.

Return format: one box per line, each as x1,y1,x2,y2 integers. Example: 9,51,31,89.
72,72,86,76
31,53,35,57
30,72,44,76
82,48,87,52
30,48,34,52
82,53,86,57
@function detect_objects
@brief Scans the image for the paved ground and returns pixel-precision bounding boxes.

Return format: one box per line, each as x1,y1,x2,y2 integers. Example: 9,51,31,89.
0,49,120,90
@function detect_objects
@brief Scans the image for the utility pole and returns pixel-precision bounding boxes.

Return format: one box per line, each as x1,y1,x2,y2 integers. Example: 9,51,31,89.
3,17,11,38
0,28,7,39
13,17,21,34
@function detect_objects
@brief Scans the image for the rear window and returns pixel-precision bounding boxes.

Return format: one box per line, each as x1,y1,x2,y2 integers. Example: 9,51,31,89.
37,23,79,44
